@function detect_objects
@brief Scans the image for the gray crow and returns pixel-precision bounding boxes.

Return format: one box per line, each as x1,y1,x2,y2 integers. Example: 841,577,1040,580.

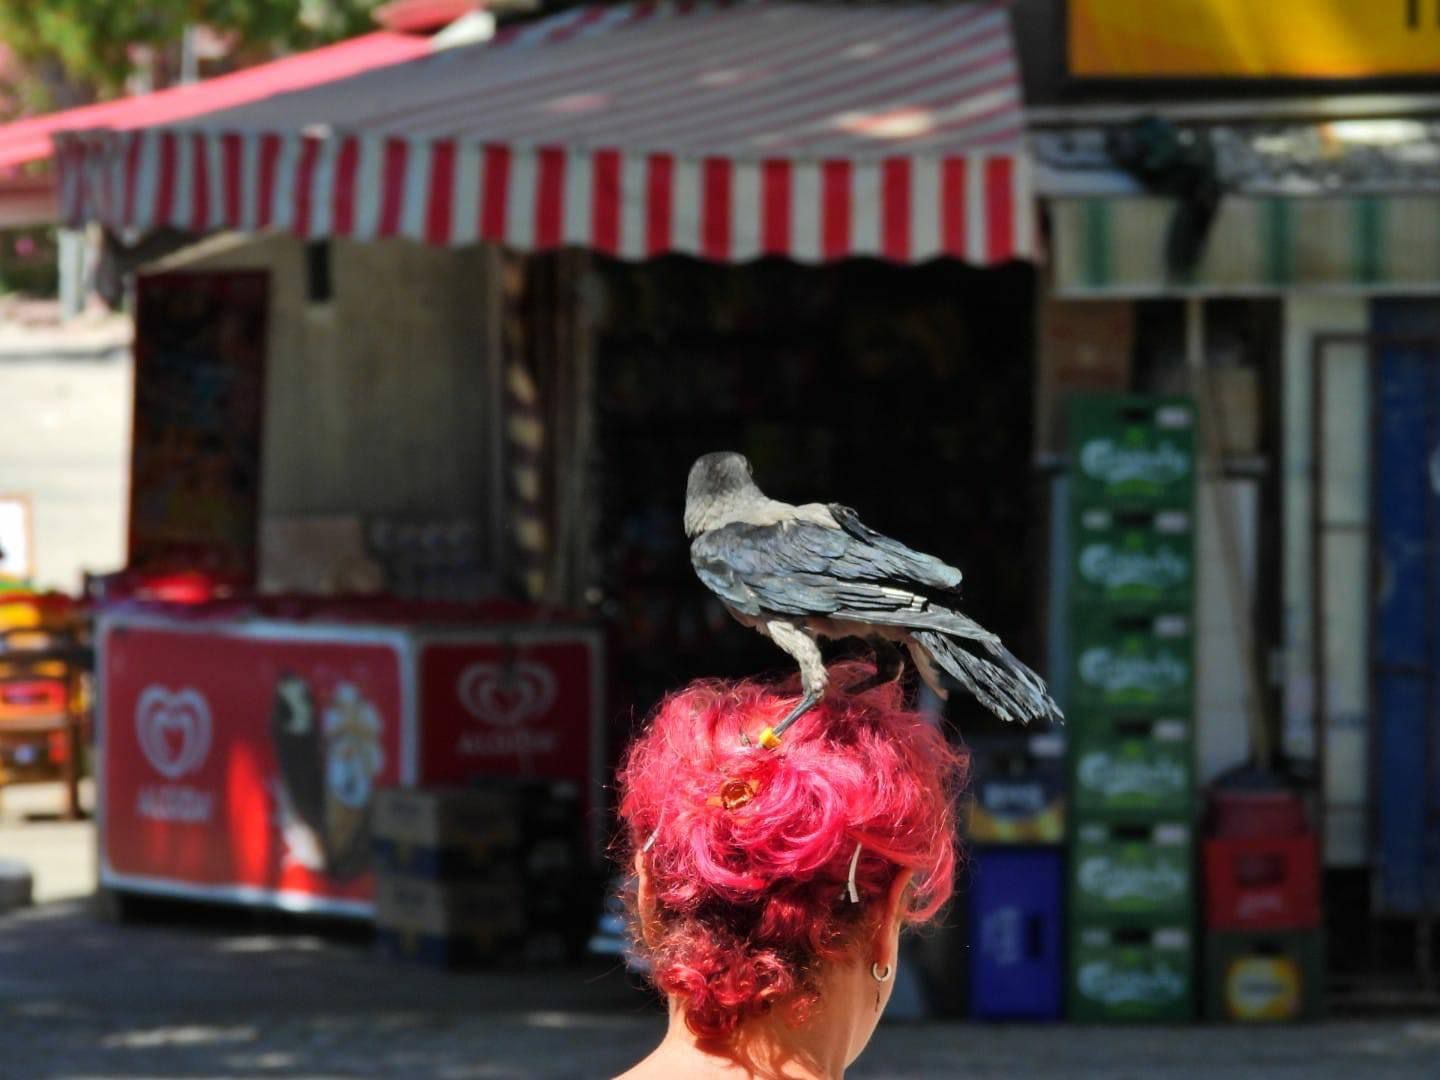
685,451,1062,742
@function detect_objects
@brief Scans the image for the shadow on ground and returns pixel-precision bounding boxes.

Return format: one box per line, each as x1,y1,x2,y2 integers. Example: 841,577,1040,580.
3,899,1440,1078
0,898,663,1079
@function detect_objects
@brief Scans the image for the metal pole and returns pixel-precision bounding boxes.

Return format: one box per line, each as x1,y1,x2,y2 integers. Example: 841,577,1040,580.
484,245,509,586
57,230,84,320
1311,336,1331,877
1185,296,1204,373
180,26,200,85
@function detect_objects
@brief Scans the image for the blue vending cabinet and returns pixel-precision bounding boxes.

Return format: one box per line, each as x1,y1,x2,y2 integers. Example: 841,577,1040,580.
970,848,1064,1019
1372,302,1440,914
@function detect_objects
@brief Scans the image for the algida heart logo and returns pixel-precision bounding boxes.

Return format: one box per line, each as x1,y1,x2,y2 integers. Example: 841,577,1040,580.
135,685,213,780
457,661,557,728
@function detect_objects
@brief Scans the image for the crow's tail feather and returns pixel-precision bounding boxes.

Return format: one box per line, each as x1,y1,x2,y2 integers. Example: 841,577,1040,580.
912,629,1063,726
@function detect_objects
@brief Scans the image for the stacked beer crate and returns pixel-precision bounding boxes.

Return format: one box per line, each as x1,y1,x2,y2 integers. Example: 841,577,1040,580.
964,734,1067,1020
1202,786,1325,1021
1064,395,1199,1022
371,782,588,969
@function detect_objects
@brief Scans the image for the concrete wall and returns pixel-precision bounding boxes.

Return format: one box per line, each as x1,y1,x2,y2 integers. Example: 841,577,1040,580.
145,235,499,557
0,322,132,592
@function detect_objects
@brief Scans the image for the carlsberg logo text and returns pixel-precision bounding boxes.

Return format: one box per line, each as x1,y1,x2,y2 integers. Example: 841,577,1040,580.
1078,648,1188,694
1078,544,1189,590
1080,438,1190,487
1079,856,1187,902
1078,962,1187,1005
1077,752,1187,798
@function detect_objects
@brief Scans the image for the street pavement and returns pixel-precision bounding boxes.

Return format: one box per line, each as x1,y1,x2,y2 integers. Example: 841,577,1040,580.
1,785,1438,1078
0,783,96,904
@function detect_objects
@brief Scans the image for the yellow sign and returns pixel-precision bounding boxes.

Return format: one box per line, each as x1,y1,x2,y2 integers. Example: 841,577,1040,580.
1070,0,1440,78
1225,956,1302,1021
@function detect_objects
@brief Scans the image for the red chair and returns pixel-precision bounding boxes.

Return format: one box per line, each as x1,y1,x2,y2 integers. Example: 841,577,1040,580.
0,625,91,820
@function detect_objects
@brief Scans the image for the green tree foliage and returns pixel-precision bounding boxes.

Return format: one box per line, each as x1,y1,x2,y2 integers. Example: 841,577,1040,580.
0,1,381,103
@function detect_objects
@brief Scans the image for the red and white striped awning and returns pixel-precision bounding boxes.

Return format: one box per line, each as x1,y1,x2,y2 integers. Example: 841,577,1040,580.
56,1,1031,265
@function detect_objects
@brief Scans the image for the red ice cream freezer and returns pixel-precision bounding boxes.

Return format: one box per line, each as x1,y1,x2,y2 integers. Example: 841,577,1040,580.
96,609,605,917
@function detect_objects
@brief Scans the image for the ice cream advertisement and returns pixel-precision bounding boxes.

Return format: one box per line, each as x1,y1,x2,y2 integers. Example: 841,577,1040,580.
101,622,405,911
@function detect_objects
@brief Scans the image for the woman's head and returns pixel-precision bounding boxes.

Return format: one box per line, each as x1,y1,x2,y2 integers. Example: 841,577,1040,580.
616,664,966,1056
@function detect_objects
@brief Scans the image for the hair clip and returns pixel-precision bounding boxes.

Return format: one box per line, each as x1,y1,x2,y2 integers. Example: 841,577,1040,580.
845,841,863,904
706,778,759,811
642,809,664,853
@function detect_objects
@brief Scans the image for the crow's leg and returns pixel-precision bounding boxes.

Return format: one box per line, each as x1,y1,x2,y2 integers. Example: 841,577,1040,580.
764,620,827,740
773,690,822,740
847,637,905,694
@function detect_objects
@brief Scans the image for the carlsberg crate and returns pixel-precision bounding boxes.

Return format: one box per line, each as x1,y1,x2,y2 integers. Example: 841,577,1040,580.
1070,714,1194,820
1070,506,1195,611
1071,820,1194,925
1069,925,1196,1022
1068,395,1196,509
1068,612,1194,713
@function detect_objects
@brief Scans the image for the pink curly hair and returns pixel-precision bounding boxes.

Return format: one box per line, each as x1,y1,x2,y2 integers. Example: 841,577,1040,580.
616,662,968,1042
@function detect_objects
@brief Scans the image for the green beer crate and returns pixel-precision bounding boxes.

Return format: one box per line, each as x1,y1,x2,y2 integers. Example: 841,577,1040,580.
1203,930,1325,1023
1068,394,1196,509
1068,611,1194,713
1071,820,1194,924
1070,714,1194,820
1069,925,1196,1022
1071,506,1195,611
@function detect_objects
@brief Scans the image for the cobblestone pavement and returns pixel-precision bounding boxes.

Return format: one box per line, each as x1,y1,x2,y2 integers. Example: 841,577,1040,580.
1,897,1438,1080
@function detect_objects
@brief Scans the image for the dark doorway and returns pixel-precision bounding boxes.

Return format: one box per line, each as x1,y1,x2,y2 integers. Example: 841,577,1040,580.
589,256,1040,731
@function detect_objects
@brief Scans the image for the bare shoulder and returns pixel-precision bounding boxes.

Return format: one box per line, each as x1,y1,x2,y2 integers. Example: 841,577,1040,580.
612,1048,668,1079
613,1056,691,1079
615,1047,748,1079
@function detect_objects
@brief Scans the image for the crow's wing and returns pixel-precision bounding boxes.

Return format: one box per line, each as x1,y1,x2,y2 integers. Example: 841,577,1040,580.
690,517,991,640
692,517,1058,723
827,504,962,593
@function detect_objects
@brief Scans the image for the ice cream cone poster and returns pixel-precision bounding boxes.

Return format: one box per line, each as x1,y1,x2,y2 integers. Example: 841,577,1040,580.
100,619,407,912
